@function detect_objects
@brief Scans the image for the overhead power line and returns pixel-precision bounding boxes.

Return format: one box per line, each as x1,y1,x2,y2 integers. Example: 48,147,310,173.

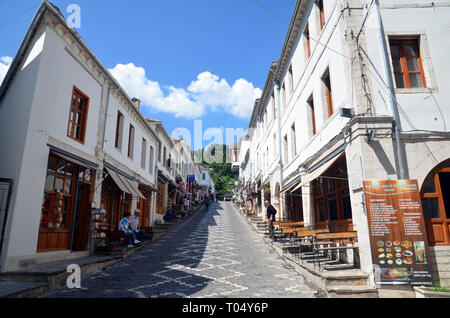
252,0,290,25
251,0,351,61
0,3,40,28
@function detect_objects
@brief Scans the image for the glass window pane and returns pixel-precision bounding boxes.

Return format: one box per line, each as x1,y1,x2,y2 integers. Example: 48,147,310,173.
55,178,64,193
56,160,66,176
329,199,338,220
422,197,440,219
47,156,58,173
76,112,82,125
406,58,420,72
64,179,72,194
66,163,74,178
68,124,73,137
45,175,55,191
42,193,51,209
404,42,418,56
422,176,436,193
395,74,405,88
75,126,81,139
392,58,403,72
318,202,326,221
69,109,75,122
61,213,67,228
84,169,91,182
390,43,400,56
438,172,450,218
63,196,70,211
78,168,85,180
409,73,423,88
78,97,83,111
72,94,77,106
342,196,352,219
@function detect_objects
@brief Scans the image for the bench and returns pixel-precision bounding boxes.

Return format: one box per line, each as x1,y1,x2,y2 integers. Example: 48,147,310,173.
141,227,154,241
105,230,126,250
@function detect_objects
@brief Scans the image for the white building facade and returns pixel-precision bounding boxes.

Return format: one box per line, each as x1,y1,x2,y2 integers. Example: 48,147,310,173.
241,0,450,289
0,2,166,271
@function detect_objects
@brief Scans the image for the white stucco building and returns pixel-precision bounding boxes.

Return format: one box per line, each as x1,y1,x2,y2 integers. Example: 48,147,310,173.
0,1,191,272
240,0,450,290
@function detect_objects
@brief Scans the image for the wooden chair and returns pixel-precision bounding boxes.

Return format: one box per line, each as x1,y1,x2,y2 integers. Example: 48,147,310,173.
294,228,329,261
312,231,359,271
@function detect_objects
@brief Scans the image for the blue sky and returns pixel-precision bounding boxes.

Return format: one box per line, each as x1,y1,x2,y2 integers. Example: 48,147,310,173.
0,0,295,149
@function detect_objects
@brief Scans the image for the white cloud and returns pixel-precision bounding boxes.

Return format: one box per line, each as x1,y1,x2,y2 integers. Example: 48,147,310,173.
0,56,13,86
188,72,262,118
109,63,261,119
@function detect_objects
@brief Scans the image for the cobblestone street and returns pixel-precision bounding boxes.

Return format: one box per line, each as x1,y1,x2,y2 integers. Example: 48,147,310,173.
43,202,319,298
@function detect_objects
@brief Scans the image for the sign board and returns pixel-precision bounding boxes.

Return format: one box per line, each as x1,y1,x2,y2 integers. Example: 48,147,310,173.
363,180,433,286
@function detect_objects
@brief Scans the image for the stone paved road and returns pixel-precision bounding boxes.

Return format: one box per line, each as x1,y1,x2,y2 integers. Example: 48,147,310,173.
43,202,319,298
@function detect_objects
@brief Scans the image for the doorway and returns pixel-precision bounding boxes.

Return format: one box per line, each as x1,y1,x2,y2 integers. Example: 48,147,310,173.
421,160,450,245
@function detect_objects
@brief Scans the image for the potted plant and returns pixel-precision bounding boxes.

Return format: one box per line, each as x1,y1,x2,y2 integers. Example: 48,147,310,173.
414,285,450,298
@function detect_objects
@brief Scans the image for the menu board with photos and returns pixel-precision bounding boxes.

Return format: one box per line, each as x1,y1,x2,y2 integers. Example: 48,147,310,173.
363,180,433,286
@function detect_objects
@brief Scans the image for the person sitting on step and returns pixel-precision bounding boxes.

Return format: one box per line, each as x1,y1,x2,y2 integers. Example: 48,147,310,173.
119,212,141,248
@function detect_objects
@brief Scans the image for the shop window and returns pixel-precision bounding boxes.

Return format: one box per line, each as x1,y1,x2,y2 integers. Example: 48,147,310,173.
38,154,79,252
389,38,426,89
421,159,450,245
67,86,89,144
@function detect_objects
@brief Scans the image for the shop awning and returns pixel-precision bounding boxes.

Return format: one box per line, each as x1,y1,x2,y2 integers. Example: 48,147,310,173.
139,179,157,192
49,149,98,170
280,176,302,195
290,153,343,193
126,178,146,200
106,167,132,195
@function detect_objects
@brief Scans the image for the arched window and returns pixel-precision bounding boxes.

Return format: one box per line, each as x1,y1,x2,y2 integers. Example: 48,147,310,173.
421,159,450,246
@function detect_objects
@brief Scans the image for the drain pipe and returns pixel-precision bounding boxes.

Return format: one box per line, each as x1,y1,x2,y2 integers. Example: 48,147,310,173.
274,81,285,218
374,0,407,180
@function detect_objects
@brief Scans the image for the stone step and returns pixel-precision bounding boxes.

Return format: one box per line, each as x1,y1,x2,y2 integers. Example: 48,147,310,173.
0,281,49,298
322,271,371,287
326,285,378,298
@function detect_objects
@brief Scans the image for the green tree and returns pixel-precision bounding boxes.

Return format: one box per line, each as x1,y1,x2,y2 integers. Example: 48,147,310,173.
200,144,237,200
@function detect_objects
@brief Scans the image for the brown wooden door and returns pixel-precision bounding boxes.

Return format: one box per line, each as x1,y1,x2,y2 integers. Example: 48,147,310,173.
72,183,91,251
422,168,450,245
38,155,76,252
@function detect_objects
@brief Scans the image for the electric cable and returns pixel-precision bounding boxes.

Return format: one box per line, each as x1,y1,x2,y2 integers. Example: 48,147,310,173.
0,3,40,28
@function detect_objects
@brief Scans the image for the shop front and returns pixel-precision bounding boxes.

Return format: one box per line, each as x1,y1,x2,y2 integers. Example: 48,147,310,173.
156,178,166,215
138,185,152,229
291,153,353,232
101,166,145,230
285,188,304,222
37,151,97,253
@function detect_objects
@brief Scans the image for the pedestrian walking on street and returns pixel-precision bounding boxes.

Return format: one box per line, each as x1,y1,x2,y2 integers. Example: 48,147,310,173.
265,201,277,240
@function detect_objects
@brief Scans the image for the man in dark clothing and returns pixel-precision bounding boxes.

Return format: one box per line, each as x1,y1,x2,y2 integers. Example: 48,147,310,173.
265,201,277,240
265,201,277,221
